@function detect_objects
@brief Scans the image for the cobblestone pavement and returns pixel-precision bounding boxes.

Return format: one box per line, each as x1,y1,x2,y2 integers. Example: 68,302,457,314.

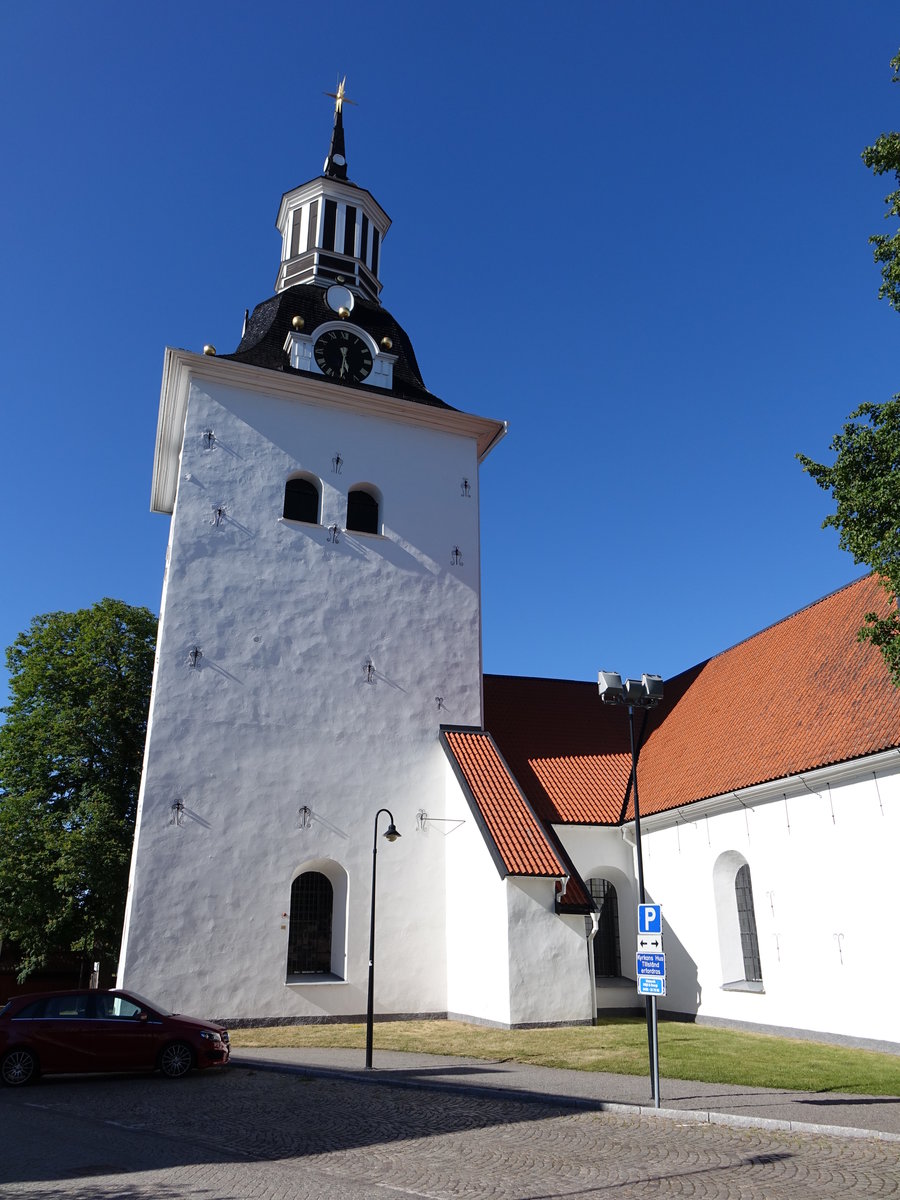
1,1067,898,1199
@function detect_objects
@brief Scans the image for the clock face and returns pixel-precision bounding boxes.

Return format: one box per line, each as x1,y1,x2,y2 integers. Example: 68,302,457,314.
314,329,373,383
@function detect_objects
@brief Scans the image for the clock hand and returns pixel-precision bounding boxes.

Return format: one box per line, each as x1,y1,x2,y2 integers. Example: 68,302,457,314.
339,347,349,376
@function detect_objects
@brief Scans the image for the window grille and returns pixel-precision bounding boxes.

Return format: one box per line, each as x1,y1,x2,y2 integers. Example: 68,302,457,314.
287,872,334,975
735,864,762,981
587,878,621,978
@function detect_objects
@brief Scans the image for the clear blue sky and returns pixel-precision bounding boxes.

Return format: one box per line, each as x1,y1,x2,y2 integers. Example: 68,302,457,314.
1,2,898,707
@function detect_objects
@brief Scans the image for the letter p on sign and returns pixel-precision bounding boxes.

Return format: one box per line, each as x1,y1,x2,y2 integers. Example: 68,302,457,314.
638,904,661,934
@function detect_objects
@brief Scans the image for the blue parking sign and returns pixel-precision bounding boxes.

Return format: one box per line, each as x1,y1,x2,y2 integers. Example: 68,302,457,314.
638,904,662,934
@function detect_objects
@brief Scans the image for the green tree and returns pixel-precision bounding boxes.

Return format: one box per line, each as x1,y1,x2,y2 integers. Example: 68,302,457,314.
797,399,900,684
0,598,156,980
798,51,900,684
862,51,900,312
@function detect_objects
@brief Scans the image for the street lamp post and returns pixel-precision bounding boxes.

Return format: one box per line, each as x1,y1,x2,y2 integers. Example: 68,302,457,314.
598,670,663,1107
365,807,401,1070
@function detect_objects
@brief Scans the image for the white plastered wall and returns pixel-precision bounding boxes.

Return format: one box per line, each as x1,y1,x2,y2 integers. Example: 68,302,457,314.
506,879,595,1026
640,757,900,1044
443,761,595,1027
119,373,486,1022
443,755,513,1025
553,824,643,1011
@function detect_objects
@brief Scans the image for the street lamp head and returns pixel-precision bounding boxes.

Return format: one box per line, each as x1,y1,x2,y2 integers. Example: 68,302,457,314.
383,823,401,842
598,670,624,703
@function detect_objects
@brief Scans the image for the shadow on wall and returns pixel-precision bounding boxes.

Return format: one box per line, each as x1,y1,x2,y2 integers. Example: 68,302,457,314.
596,891,700,1021
654,893,701,1020
584,868,700,1021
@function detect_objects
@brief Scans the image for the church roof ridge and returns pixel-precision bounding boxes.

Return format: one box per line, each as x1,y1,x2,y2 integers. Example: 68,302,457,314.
666,572,877,687
483,672,598,686
481,574,900,828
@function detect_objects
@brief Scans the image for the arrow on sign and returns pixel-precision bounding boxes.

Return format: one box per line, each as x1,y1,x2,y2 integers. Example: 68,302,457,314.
638,937,662,951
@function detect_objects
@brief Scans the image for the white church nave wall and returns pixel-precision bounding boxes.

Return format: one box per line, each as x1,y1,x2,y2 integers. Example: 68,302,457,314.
641,759,900,1046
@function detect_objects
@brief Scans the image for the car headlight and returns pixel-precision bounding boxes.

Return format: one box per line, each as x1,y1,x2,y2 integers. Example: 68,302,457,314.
199,1030,222,1043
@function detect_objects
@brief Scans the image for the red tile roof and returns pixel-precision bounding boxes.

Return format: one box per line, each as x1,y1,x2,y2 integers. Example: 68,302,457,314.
482,676,631,824
636,575,900,815
484,577,900,825
440,729,568,877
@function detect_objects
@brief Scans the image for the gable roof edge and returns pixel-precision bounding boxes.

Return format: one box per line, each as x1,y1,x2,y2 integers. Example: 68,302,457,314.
439,727,569,881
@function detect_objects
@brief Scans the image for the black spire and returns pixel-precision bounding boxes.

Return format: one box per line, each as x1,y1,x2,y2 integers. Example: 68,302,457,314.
323,77,354,180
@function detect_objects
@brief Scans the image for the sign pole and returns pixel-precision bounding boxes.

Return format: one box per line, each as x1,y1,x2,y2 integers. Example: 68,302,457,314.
637,904,664,1106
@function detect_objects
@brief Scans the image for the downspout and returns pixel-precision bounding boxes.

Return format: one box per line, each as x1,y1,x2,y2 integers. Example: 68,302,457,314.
586,913,600,1026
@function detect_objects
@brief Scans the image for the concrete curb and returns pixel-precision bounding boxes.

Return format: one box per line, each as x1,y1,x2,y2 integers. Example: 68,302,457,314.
231,1057,900,1144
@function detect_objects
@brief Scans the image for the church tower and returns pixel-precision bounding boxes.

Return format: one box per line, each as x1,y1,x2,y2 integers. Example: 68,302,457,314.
118,84,506,1022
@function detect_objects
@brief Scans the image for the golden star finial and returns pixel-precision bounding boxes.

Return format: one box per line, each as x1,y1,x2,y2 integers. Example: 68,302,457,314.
324,76,356,116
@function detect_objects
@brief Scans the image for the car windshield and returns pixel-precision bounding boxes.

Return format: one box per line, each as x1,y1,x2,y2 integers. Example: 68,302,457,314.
118,991,172,1017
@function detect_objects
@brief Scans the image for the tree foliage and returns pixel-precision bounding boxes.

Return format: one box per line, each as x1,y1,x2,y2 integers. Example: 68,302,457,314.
797,399,900,684
0,599,156,979
861,52,900,312
798,51,900,685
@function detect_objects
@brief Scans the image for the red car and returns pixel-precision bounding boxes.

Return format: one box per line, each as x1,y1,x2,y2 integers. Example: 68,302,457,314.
0,989,229,1086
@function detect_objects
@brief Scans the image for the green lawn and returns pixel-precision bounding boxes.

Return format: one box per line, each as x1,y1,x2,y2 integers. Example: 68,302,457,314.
230,1016,900,1097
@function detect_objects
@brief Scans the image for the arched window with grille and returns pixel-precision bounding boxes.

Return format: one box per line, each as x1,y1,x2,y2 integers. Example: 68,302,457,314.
714,850,764,989
587,877,621,978
735,863,762,983
287,871,333,976
346,487,379,534
283,477,320,524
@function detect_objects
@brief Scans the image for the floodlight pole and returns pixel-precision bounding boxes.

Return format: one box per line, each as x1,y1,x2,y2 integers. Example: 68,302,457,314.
627,704,646,906
598,671,662,1108
626,702,660,1109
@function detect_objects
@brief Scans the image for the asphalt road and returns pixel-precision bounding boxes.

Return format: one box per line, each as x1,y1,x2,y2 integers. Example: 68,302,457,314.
1,1065,898,1199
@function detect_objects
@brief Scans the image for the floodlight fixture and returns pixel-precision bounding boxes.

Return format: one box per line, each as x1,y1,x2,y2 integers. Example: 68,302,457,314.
598,670,624,703
599,671,664,709
642,673,664,704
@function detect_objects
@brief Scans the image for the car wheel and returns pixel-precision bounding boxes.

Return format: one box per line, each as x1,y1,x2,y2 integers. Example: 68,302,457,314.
1,1048,39,1087
158,1040,194,1079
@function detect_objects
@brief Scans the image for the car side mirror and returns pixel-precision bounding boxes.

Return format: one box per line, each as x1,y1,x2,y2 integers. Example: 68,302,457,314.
138,1011,149,1022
